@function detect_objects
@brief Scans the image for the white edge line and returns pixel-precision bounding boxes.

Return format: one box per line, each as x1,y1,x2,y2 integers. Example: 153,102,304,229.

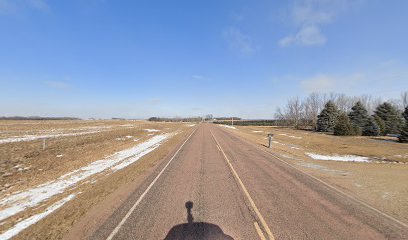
105,128,197,240
210,130,275,240
220,126,408,229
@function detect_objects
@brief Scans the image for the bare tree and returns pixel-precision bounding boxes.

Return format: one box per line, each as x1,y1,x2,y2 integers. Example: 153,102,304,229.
303,92,323,129
358,94,383,115
275,97,304,128
274,107,287,126
286,97,304,128
328,93,356,113
275,91,404,129
401,91,408,109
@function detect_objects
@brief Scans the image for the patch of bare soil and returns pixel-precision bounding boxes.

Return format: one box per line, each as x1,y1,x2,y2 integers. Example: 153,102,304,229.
0,120,177,193
0,120,195,239
226,125,408,224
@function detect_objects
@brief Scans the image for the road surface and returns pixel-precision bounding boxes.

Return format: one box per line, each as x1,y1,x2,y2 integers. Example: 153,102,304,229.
91,124,408,240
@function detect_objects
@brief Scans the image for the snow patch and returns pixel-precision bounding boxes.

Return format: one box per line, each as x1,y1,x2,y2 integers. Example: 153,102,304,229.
187,124,196,127
252,130,263,133
278,133,302,139
272,141,301,150
221,125,236,130
382,192,391,199
144,129,160,132
0,134,173,222
118,124,134,127
0,194,75,240
299,162,349,175
305,153,370,162
0,131,101,144
56,155,63,158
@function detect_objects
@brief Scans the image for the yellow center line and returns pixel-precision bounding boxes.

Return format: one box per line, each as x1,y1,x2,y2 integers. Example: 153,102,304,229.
210,130,275,240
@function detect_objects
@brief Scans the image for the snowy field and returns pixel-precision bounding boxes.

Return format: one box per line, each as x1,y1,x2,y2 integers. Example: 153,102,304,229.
0,132,176,239
0,120,195,239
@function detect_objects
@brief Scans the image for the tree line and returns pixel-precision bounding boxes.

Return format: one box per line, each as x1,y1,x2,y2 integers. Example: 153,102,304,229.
275,92,408,143
148,117,203,122
0,116,80,120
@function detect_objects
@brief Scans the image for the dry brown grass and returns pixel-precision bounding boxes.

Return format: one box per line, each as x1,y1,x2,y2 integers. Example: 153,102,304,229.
0,120,185,193
14,126,193,240
0,120,195,239
225,125,408,224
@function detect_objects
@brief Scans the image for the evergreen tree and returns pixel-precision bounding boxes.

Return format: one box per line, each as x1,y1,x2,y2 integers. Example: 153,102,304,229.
317,101,339,132
362,117,380,136
403,106,408,120
398,107,408,143
348,101,369,136
334,112,354,136
373,102,403,135
373,115,386,135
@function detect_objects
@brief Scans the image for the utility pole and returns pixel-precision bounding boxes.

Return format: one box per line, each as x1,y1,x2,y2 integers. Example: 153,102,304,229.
231,117,234,127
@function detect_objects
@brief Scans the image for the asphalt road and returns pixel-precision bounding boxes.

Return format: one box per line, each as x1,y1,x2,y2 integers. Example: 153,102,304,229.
91,124,408,240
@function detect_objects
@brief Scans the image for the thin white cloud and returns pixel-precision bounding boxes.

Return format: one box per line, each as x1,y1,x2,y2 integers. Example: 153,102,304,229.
0,0,17,14
298,62,408,96
223,27,255,54
147,98,161,105
279,0,352,47
0,0,49,15
192,75,205,80
279,25,326,46
229,11,244,22
301,74,336,93
28,0,50,12
44,81,71,90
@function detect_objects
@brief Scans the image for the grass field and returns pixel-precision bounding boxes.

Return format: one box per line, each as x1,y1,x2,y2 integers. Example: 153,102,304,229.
2,121,407,238
223,125,408,224
0,120,194,239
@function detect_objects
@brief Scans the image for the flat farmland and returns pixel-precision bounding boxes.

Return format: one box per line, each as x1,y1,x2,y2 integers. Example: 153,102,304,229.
0,120,195,239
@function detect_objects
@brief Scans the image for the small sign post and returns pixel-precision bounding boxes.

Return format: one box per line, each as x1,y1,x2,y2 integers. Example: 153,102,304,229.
267,133,274,148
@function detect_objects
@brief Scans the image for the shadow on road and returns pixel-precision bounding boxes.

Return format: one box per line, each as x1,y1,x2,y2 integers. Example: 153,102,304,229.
164,201,234,240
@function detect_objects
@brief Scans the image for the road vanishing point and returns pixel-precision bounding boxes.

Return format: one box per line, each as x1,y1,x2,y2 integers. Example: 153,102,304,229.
91,124,408,240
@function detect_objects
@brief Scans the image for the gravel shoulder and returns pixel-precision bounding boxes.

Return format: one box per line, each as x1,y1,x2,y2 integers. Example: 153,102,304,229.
222,125,408,224
0,120,195,239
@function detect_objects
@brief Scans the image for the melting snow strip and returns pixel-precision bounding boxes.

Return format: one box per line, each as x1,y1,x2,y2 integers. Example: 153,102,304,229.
278,133,302,139
272,141,301,150
0,194,76,240
144,129,160,132
0,131,102,144
0,133,173,222
305,153,370,162
221,125,236,129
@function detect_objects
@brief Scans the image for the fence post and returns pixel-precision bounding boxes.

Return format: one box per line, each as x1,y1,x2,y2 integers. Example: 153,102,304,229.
267,133,273,148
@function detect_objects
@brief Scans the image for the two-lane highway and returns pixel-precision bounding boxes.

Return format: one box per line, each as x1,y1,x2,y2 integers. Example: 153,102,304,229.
91,124,408,239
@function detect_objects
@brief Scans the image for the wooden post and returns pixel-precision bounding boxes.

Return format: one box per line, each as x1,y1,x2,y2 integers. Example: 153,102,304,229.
43,138,46,150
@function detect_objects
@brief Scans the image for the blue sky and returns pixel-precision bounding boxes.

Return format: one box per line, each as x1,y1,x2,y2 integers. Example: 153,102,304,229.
1,0,407,119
